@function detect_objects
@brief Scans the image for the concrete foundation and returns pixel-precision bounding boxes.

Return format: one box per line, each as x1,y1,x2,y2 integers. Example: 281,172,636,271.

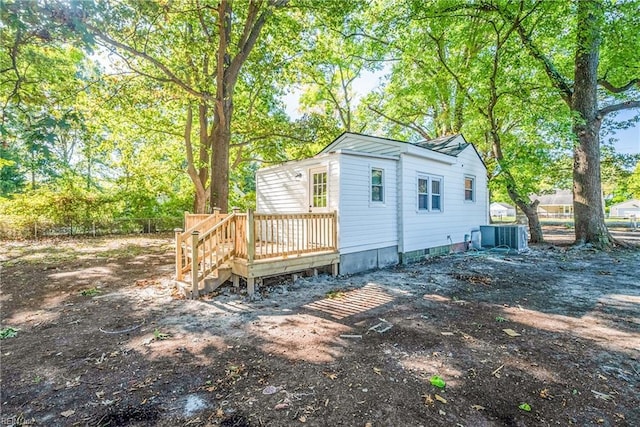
339,245,399,275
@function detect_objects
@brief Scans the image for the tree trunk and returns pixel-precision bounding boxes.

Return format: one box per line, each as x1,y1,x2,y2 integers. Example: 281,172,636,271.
512,198,544,243
490,131,544,244
571,0,612,247
210,118,231,212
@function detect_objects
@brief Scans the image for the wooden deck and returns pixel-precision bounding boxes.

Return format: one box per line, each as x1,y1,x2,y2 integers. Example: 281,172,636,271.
175,210,339,298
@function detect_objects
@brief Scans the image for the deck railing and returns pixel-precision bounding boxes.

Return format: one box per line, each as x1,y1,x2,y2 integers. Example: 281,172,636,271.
253,212,337,260
175,210,338,291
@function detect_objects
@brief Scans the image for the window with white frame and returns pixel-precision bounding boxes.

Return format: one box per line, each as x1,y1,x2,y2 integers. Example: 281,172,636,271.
464,176,475,202
371,168,384,202
418,174,443,212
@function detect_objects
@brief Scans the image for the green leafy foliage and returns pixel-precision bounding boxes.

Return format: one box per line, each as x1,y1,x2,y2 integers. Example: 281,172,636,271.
0,327,19,339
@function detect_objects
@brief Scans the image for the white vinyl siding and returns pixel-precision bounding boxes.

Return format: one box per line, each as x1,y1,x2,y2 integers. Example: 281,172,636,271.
338,154,397,254
400,147,488,252
257,133,489,259
256,155,339,214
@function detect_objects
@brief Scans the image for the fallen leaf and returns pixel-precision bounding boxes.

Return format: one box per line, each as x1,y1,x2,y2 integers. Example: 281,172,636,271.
429,375,446,388
215,408,224,418
373,367,383,376
274,403,289,410
518,403,531,412
299,415,307,423
434,394,447,404
502,328,521,337
323,372,338,380
471,404,486,411
422,394,434,406
440,332,454,336
438,409,446,415
539,388,552,399
61,410,75,417
95,391,105,398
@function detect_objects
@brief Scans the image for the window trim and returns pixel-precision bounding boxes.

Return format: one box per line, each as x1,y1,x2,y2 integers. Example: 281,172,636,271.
464,175,475,202
309,167,328,210
370,167,385,205
417,173,444,213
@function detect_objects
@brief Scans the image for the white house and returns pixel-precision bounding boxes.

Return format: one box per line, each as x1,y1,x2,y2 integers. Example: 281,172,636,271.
531,189,573,217
256,132,489,274
610,199,640,217
490,202,516,218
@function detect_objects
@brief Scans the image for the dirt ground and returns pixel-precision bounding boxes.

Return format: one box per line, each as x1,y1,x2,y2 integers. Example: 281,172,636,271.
1,227,638,427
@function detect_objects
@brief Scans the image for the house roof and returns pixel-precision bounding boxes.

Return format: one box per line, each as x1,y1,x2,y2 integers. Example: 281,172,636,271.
610,199,640,209
490,202,515,209
320,132,485,166
530,189,573,206
415,134,469,156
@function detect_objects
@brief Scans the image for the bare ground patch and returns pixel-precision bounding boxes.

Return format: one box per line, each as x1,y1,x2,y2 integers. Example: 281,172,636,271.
1,230,638,426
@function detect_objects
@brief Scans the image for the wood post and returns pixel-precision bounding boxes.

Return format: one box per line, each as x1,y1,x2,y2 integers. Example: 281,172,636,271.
174,228,183,281
247,277,255,296
232,274,240,291
332,262,339,277
191,231,200,299
247,209,255,264
213,207,221,223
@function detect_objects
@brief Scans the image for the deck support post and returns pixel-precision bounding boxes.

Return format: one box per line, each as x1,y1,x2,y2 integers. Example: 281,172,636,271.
247,277,255,296
191,231,200,299
331,262,339,277
232,274,240,291
174,228,183,281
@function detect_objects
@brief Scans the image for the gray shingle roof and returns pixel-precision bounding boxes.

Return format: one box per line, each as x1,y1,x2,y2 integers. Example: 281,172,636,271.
415,134,469,156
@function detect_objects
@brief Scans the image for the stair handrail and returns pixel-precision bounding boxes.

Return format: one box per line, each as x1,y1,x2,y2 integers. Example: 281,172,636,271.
189,212,237,296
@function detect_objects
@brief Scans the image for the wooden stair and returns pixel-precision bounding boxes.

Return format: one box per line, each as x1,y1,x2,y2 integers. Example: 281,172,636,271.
176,264,232,299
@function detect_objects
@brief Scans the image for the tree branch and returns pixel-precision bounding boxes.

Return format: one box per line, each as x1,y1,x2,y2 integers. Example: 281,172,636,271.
86,24,209,101
497,1,574,104
598,100,640,118
367,105,433,140
597,78,639,93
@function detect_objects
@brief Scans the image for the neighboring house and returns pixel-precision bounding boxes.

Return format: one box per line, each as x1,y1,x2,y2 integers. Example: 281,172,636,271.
490,202,516,218
256,132,489,274
610,199,640,217
531,189,574,218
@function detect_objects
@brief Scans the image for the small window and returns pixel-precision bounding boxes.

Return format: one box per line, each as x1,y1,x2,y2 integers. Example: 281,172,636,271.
418,178,429,210
418,174,443,212
371,168,384,202
464,176,475,202
431,179,441,210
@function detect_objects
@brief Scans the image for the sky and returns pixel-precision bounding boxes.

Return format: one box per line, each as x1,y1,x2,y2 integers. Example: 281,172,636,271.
608,109,640,155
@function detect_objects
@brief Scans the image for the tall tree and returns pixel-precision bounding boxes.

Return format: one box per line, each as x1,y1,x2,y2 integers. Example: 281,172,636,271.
493,0,640,246
40,0,290,213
